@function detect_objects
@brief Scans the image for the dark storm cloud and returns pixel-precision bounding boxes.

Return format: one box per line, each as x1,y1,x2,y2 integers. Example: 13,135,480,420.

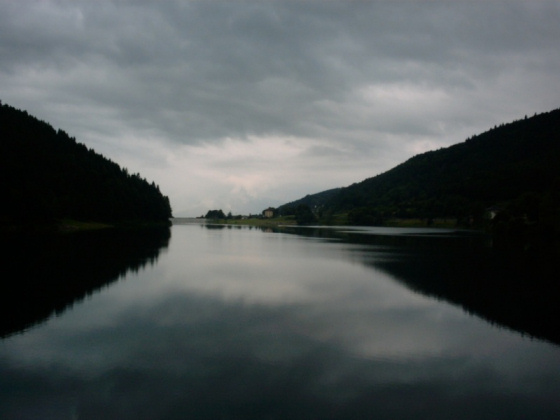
2,0,558,143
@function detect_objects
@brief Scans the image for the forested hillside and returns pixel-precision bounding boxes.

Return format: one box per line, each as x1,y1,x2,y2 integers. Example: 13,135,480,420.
284,109,560,228
0,102,172,227
277,188,341,216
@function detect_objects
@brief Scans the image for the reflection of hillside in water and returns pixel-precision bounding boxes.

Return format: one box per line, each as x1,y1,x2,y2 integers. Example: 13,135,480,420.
279,226,560,346
0,227,171,337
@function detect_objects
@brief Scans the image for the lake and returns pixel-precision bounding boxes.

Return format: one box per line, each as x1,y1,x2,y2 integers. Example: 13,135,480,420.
1,221,559,419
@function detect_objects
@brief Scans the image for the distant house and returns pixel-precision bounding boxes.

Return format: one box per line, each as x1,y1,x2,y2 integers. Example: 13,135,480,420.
486,205,505,220
262,207,275,218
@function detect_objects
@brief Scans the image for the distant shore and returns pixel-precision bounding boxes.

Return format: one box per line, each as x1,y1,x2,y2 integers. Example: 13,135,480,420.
172,217,297,227
172,216,460,229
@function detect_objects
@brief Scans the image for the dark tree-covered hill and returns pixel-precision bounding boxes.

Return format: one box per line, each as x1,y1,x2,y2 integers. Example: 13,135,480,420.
277,188,342,216
283,109,560,228
0,101,172,226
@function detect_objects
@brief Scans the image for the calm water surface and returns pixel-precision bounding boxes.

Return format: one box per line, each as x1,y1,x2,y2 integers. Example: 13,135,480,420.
1,222,559,419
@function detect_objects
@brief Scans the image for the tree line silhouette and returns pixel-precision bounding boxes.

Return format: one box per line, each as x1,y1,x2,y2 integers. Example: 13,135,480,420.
0,102,172,227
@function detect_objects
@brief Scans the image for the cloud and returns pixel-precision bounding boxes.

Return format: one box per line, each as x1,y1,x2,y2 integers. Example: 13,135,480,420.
1,0,559,214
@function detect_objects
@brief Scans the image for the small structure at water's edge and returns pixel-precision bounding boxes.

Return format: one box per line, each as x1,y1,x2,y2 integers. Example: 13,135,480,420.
262,207,276,218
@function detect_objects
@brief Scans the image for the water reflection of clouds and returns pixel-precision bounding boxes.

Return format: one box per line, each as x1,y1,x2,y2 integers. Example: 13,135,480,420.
2,261,554,373
4,227,552,364
2,289,559,419
160,227,418,305
1,225,559,419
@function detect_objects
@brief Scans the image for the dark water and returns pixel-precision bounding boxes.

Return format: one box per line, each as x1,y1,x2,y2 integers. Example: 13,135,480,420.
1,222,559,419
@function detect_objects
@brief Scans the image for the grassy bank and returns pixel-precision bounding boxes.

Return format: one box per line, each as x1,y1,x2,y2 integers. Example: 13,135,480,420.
56,219,114,231
205,216,298,227
383,218,459,228
204,216,460,229
1,218,172,233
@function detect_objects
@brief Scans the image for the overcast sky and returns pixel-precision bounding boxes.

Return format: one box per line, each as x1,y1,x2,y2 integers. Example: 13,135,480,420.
1,1,559,216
